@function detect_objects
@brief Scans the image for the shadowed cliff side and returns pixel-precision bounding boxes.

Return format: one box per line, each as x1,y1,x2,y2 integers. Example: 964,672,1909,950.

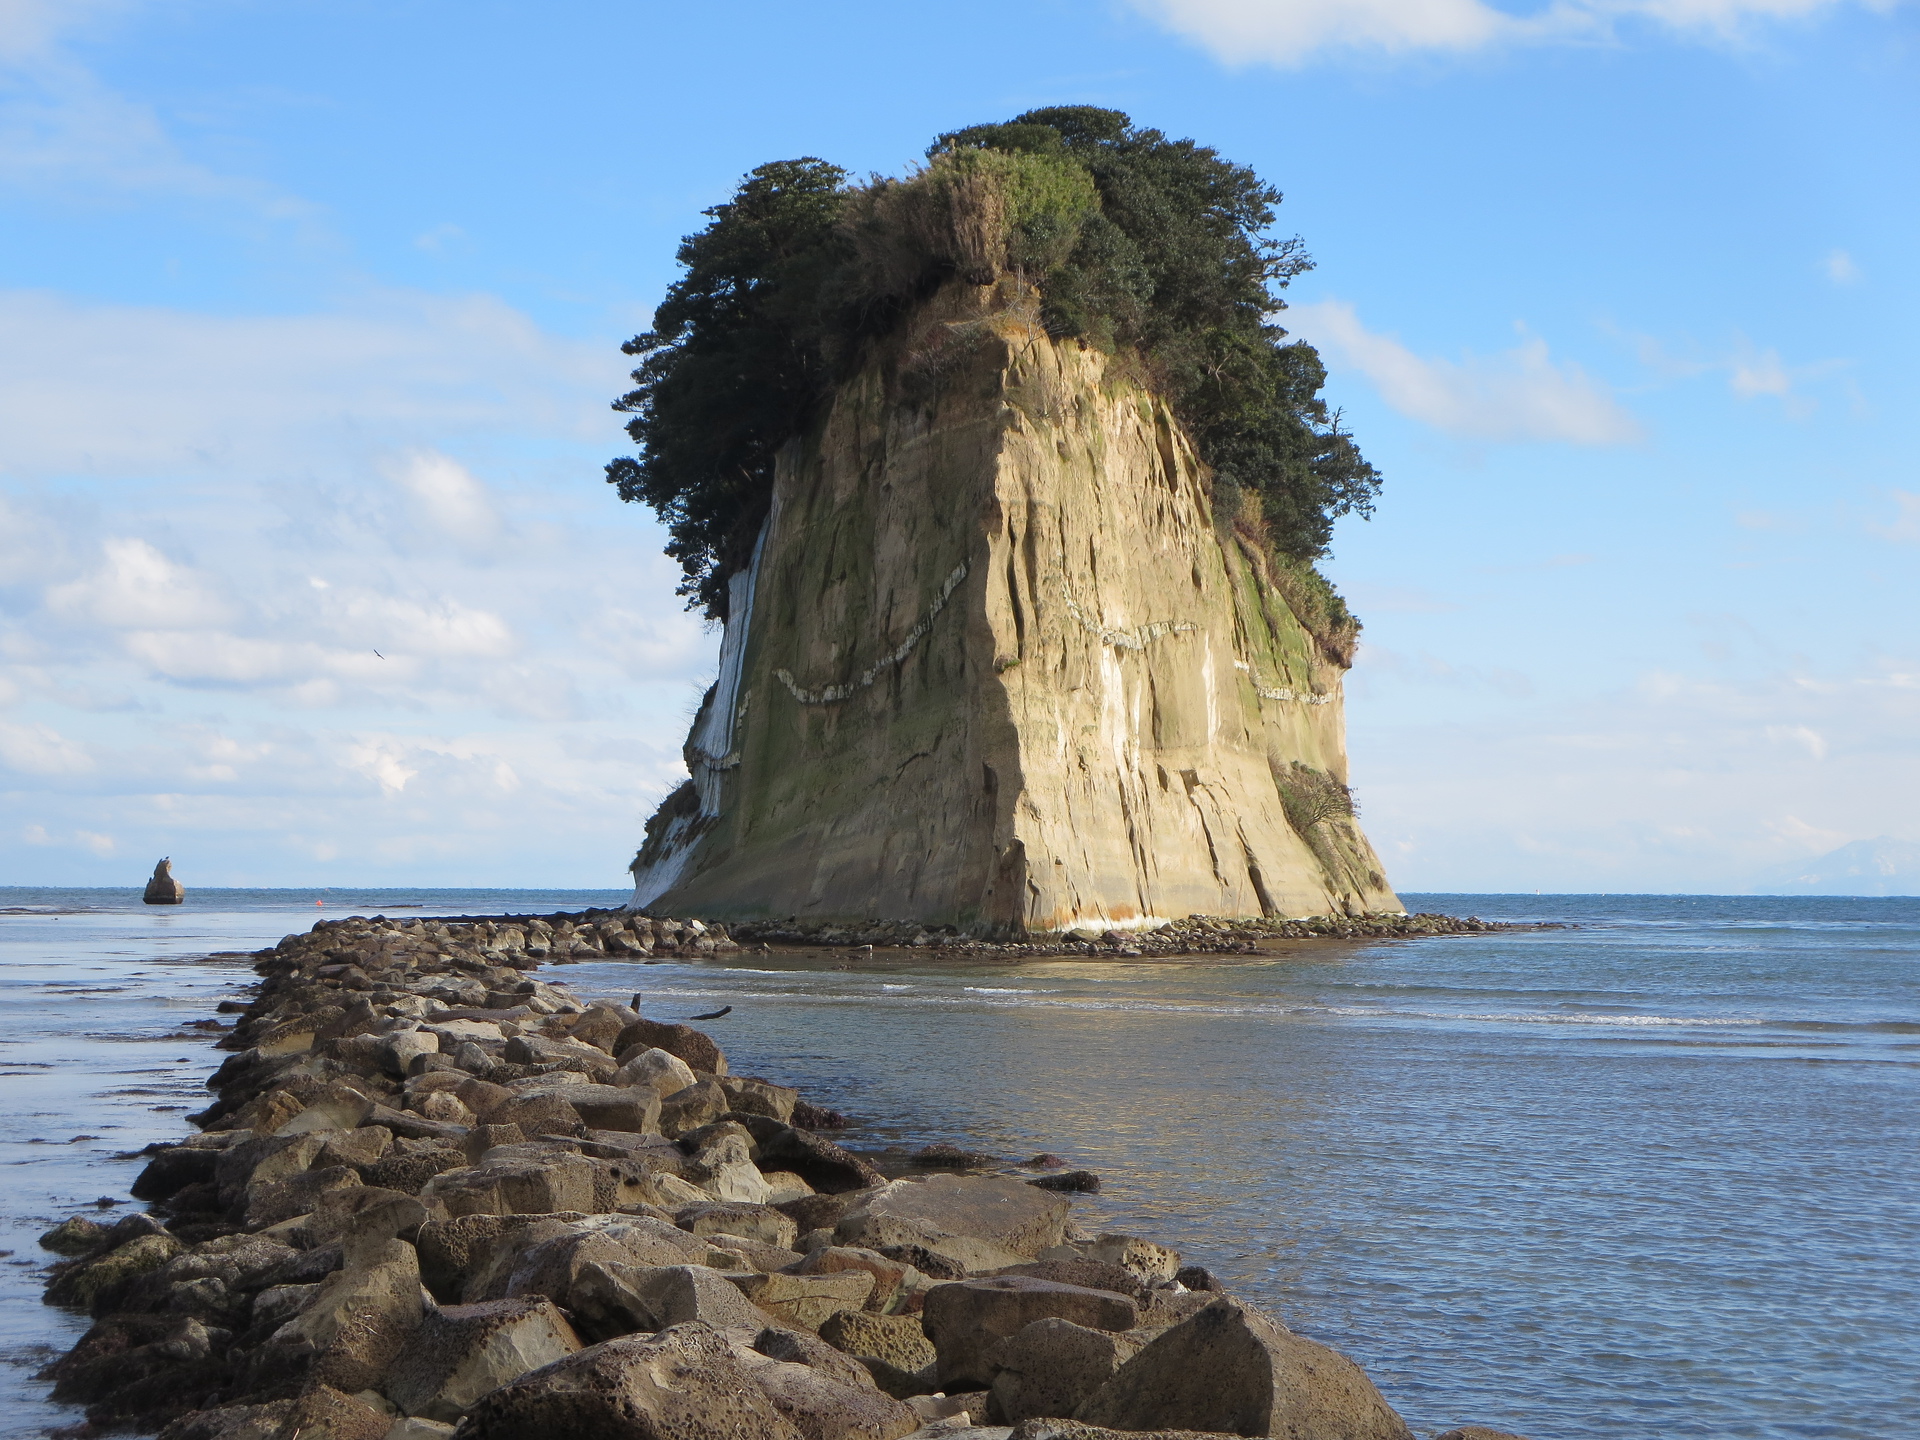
630,281,1400,934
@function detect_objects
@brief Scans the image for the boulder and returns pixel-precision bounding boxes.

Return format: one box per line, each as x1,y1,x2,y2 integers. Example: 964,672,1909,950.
482,1092,586,1137
685,1125,773,1203
614,1018,727,1075
726,1271,875,1331
1073,1297,1411,1440
992,1259,1148,1304
270,1236,425,1393
841,1177,1067,1263
39,1215,108,1255
307,1186,429,1248
515,1082,660,1135
818,1310,936,1395
986,1319,1146,1424
796,1246,914,1313
416,1213,587,1301
836,1210,1024,1277
748,1324,884,1392
379,1029,441,1077
569,1261,771,1336
47,1231,188,1312
496,1221,710,1308
731,1346,921,1440
1083,1234,1179,1286
759,1128,886,1195
678,1201,800,1250
614,1047,698,1098
658,1078,731,1138
1433,1429,1530,1440
133,1145,220,1201
422,1154,598,1217
720,1076,799,1122
143,858,185,905
156,1386,388,1440
921,1277,1137,1391
383,1298,583,1422
364,1148,466,1196
276,1083,378,1135
455,1322,804,1440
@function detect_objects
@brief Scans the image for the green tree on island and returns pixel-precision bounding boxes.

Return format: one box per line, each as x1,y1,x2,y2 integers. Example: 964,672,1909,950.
607,106,1380,653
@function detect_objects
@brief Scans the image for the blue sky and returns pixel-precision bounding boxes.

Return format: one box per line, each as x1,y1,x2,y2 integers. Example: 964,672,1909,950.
1,0,1913,892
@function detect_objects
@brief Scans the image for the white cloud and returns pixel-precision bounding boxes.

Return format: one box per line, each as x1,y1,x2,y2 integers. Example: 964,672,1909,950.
0,718,94,774
1131,0,1886,65
0,280,717,884
1618,326,1845,416
388,450,502,544
0,289,614,477
46,537,232,629
1870,489,1920,543
1824,249,1862,284
1289,300,1641,444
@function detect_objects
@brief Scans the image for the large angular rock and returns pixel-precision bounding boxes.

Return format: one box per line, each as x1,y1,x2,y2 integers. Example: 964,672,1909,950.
455,1322,804,1440
818,1310,936,1397
726,1271,875,1331
613,1019,727,1075
658,1078,731,1139
614,1047,698,1098
747,1324,883,1393
720,1076,798,1122
247,1164,363,1228
986,1319,1145,1424
384,1298,583,1421
685,1125,773,1203
1007,1425,1246,1440
46,1232,186,1311
271,1236,424,1393
841,1177,1067,1264
1073,1297,1411,1440
759,1128,885,1195
730,1346,921,1440
515,1082,660,1135
1433,1429,1530,1440
922,1277,1137,1391
416,1213,587,1301
1082,1234,1180,1286
796,1246,915,1313
678,1201,800,1250
421,1153,598,1217
156,1386,388,1440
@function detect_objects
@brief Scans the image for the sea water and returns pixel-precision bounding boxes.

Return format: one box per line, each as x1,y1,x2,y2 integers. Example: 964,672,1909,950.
1,890,1913,1439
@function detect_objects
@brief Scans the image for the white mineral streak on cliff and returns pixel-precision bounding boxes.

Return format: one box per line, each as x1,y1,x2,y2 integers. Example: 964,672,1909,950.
774,561,969,704
632,288,1399,932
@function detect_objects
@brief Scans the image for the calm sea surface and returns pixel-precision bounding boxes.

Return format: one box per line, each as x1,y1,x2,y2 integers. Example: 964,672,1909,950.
0,888,1913,1439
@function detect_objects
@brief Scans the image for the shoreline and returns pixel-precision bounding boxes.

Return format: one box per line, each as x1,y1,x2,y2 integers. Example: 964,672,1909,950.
35,910,1526,1440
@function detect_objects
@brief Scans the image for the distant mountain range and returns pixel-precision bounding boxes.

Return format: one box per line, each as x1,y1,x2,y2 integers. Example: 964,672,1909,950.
1751,837,1920,896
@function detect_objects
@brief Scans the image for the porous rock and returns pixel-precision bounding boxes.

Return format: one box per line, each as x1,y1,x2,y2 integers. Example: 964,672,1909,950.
922,1277,1137,1391
156,1385,389,1440
726,1270,875,1331
1073,1297,1411,1440
454,1321,804,1440
383,1298,583,1422
985,1319,1145,1425
842,1177,1067,1264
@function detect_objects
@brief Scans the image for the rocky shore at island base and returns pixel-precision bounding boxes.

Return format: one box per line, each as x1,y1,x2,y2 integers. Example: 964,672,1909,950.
37,911,1527,1440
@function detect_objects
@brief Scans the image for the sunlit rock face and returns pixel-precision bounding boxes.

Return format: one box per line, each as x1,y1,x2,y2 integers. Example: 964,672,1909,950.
630,287,1399,934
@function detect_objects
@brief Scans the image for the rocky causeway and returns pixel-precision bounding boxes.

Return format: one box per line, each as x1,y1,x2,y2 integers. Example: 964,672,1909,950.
34,909,1527,1440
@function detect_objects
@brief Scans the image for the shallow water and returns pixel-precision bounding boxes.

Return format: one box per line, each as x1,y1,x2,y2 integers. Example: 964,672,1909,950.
2,890,1915,1439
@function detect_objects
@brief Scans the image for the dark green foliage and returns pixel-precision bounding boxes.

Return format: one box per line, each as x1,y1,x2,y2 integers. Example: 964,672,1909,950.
608,159,851,615
609,110,1381,617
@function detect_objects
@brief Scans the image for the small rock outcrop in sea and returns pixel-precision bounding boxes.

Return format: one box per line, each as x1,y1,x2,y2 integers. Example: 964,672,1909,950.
143,858,185,905
35,909,1531,1439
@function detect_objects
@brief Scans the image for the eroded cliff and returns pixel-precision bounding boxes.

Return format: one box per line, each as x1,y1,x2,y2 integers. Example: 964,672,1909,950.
631,286,1399,933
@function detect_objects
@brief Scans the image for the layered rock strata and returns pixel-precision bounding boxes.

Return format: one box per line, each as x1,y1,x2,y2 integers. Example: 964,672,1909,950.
631,294,1400,935
38,910,1526,1440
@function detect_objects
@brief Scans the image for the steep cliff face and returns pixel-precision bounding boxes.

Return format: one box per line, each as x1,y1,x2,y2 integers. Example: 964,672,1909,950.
631,288,1400,933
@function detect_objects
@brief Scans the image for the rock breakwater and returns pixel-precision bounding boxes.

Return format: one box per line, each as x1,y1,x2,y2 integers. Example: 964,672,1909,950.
36,910,1528,1440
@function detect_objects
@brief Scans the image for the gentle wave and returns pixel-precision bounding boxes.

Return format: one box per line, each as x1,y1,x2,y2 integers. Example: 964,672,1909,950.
580,981,1915,1036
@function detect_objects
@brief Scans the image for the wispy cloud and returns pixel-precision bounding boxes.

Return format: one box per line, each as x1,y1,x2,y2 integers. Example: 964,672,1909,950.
1130,0,1890,66
1619,326,1847,417
1289,300,1641,444
1823,249,1862,284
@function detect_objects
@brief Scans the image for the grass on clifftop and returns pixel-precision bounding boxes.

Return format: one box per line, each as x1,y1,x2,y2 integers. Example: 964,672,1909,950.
608,106,1382,632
